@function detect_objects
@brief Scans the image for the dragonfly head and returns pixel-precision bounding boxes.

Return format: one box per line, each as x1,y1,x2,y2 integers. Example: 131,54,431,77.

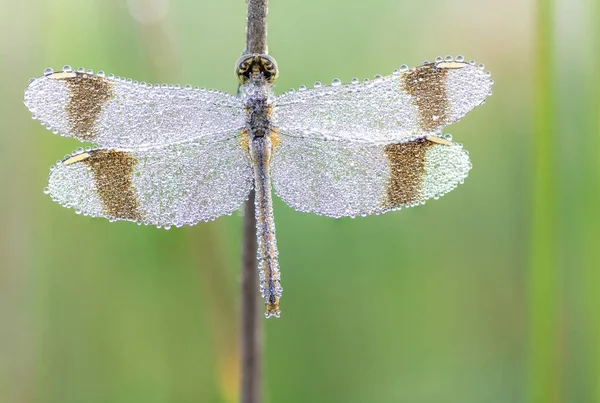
236,54,279,85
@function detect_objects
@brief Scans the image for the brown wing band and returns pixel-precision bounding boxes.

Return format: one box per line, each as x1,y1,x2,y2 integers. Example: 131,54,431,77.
384,139,435,207
403,64,449,133
64,74,114,141
81,150,143,221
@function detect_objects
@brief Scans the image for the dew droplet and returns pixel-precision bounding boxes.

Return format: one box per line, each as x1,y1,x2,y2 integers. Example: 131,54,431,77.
86,69,94,75
455,55,464,62
443,133,453,141
331,78,341,86
298,85,307,91
62,65,73,72
374,74,382,79
76,67,85,73
444,55,453,62
478,63,485,70
399,64,409,72
351,77,359,84
435,56,443,62
43,187,50,194
43,67,54,76
313,81,322,88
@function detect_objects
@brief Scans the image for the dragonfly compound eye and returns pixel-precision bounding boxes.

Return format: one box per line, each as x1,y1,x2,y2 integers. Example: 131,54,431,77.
235,54,279,84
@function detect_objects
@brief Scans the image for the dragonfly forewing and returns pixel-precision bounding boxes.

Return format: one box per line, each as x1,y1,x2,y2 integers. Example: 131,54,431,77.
274,59,492,145
25,68,244,149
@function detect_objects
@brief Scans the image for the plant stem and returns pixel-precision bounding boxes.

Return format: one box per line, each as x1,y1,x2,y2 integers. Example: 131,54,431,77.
240,2,269,403
241,189,261,403
245,0,269,55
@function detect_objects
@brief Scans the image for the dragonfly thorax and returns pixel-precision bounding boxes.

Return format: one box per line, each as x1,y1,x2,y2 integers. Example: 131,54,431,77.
242,80,275,138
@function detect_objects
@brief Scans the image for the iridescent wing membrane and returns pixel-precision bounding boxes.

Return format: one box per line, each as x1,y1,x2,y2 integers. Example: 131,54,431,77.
24,67,252,227
271,58,493,217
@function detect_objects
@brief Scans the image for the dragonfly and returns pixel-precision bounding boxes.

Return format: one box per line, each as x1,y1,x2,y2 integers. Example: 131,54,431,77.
24,54,493,318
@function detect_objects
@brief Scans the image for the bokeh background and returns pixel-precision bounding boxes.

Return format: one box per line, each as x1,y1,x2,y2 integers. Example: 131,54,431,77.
1,0,598,402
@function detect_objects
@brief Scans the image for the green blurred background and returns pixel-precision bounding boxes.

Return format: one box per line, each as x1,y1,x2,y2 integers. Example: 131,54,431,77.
1,0,599,402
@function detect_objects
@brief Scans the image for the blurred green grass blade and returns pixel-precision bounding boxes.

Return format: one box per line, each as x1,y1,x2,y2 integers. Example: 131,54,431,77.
528,0,561,402
585,0,600,398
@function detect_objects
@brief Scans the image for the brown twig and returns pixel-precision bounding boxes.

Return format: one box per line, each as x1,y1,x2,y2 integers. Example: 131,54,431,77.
240,2,269,403
245,0,269,55
240,190,261,403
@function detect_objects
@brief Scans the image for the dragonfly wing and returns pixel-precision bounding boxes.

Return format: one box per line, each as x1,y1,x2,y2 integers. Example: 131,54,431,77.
271,133,471,218
275,59,492,144
47,132,252,226
24,69,244,149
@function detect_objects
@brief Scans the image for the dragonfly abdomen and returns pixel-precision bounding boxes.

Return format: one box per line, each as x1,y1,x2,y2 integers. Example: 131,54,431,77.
250,135,282,318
